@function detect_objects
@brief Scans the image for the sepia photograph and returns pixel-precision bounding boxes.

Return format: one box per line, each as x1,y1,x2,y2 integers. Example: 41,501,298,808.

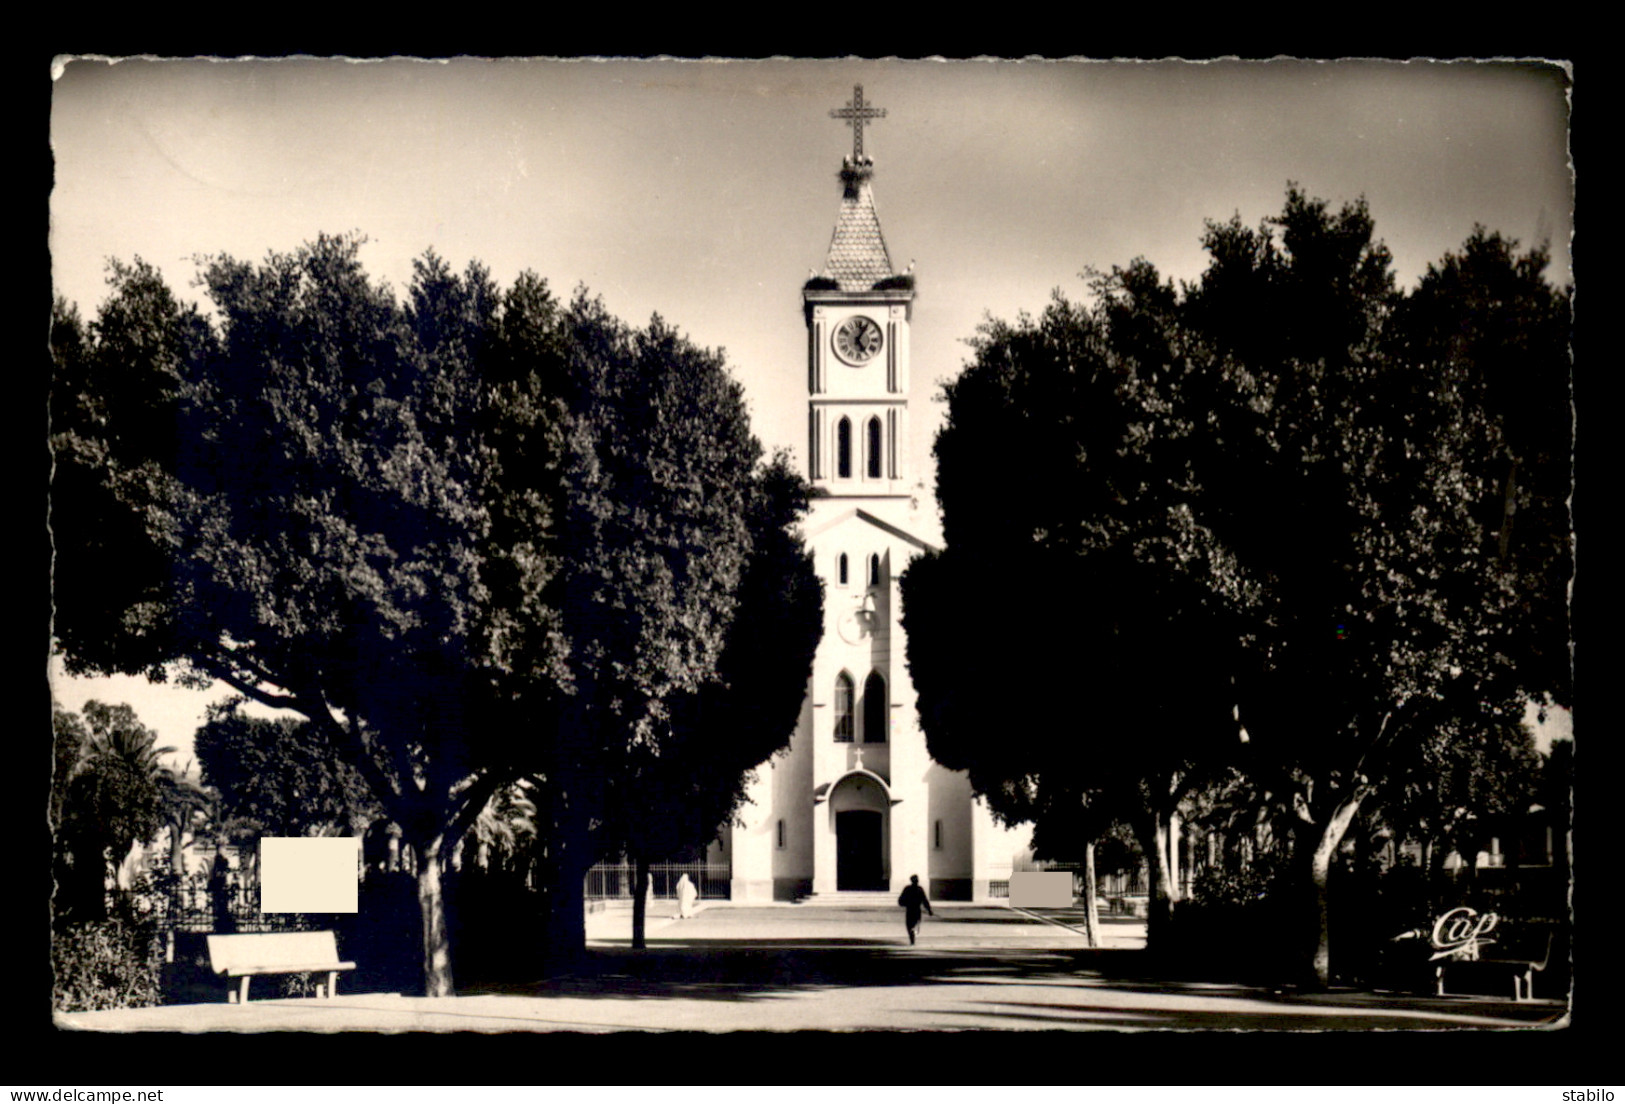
46,56,1573,1049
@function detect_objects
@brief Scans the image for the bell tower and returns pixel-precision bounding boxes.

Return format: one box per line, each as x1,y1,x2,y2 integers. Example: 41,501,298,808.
804,85,913,500
727,83,1035,904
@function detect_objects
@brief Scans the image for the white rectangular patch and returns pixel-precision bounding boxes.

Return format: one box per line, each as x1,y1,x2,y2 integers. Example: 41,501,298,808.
259,837,360,913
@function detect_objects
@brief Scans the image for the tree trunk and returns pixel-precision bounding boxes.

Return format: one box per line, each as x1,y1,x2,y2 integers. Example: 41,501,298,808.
1306,790,1366,989
1170,810,1185,900
631,855,650,950
1080,841,1100,949
541,846,591,975
1139,808,1179,950
410,834,455,998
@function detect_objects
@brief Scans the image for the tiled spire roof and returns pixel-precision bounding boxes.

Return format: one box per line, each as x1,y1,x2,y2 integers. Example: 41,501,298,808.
821,157,894,292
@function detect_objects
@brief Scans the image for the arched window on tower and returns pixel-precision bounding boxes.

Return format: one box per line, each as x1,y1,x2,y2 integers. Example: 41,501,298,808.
863,670,887,743
834,672,855,742
837,417,852,479
868,553,881,587
866,416,883,479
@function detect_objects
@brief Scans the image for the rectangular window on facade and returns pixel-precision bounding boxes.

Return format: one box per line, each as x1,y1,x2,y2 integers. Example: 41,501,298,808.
934,819,943,850
777,819,786,850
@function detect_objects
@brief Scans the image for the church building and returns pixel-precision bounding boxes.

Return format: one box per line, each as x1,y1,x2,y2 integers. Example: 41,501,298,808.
725,87,1033,903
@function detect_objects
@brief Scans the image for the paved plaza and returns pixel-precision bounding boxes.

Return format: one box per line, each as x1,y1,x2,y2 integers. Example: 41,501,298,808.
583,899,1149,950
55,901,1567,1033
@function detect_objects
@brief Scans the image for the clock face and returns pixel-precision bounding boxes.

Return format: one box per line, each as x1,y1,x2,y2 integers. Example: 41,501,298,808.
833,315,884,364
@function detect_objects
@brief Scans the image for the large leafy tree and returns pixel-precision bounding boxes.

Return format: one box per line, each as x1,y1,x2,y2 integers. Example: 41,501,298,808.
53,238,820,988
905,187,1570,984
1195,194,1569,984
607,453,822,948
1389,228,1572,709
50,238,563,995
530,299,820,954
903,265,1245,949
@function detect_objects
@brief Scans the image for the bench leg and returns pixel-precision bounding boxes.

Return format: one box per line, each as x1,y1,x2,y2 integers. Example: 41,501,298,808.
237,975,251,1005
1435,966,1445,997
323,971,338,1000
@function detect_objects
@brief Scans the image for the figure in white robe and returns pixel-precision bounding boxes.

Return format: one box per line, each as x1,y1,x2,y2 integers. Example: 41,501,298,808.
676,873,698,919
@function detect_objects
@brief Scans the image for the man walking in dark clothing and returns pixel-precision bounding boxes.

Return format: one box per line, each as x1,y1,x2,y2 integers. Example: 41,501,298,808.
898,875,933,944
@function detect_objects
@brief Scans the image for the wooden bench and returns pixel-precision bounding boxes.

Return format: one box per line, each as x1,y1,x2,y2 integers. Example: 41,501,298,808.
1435,931,1553,1002
206,931,356,1005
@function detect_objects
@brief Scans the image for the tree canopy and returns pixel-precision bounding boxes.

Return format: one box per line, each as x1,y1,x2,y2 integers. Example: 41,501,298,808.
51,234,819,991
903,260,1251,942
513,296,822,950
903,186,1571,983
53,238,522,992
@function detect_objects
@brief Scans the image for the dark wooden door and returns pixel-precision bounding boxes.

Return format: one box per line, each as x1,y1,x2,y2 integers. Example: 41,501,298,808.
836,810,884,890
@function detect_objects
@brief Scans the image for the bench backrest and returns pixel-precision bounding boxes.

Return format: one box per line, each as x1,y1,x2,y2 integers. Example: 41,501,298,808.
207,931,341,973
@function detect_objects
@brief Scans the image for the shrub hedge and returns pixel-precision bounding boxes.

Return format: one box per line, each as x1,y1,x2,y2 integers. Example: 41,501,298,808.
52,915,163,1012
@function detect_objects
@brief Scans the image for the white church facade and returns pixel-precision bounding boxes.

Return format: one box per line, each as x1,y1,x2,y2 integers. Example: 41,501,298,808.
723,87,1032,903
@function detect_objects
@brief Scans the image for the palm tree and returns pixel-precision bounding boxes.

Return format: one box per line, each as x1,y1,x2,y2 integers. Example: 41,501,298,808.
81,700,177,778
53,701,172,916
80,701,178,889
157,761,216,876
463,778,540,880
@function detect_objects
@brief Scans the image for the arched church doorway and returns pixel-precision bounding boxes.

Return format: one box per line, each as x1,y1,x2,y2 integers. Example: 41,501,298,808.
830,773,889,891
836,811,884,890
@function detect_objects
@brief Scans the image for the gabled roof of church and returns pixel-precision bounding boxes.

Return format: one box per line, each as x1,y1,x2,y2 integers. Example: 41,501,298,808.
808,505,938,555
820,159,895,292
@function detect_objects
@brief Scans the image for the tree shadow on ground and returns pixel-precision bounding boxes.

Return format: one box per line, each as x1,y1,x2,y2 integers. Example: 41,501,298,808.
461,943,1563,1030
921,996,1564,1031
469,945,1089,1002
924,914,1091,926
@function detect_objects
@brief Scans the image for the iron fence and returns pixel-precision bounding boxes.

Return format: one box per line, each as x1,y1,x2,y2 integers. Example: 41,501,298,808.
1098,868,1146,897
1009,859,1147,898
114,873,319,934
584,861,731,900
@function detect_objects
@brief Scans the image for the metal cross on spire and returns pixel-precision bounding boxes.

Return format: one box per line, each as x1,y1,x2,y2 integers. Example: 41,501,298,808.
830,84,886,161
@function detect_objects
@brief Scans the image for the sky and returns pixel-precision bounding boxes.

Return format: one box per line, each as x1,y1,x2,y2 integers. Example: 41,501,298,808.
48,56,1574,760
